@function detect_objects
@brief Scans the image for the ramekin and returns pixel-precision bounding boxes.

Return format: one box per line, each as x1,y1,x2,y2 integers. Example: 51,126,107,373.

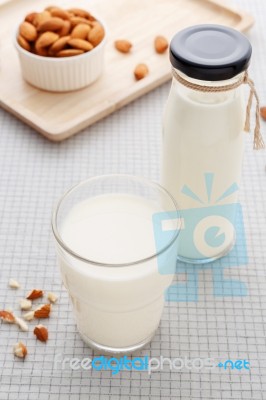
14,20,107,92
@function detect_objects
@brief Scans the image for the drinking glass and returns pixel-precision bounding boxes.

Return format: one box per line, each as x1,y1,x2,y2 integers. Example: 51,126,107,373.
52,175,180,354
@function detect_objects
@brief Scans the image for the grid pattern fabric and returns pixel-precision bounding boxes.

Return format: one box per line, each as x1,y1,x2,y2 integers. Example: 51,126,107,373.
0,0,266,399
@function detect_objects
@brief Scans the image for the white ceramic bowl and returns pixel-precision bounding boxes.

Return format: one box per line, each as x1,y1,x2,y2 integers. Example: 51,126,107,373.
14,20,107,92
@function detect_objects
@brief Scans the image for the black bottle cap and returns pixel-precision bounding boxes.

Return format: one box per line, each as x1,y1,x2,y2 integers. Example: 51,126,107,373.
170,24,252,81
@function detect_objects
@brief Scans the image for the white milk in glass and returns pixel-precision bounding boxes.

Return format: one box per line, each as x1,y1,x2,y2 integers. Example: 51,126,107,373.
57,194,177,349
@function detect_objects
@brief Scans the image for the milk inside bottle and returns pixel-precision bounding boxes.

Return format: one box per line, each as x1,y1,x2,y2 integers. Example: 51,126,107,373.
161,24,263,263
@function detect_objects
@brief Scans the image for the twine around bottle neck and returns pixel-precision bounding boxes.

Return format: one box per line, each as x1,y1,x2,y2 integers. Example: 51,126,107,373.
172,68,265,150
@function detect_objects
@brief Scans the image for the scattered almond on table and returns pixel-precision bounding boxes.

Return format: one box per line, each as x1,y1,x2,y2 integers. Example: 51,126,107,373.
1,280,59,359
115,40,132,53
23,310,35,321
23,304,51,320
260,106,266,120
26,289,43,300
154,35,168,54
134,64,149,81
0,310,15,323
20,299,32,311
9,279,21,289
13,342,27,359
47,292,58,304
113,35,168,80
1,310,29,331
34,304,51,319
14,316,29,332
17,7,105,58
34,324,48,342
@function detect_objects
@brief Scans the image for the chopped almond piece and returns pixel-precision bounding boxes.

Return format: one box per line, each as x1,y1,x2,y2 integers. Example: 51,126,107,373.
9,279,21,289
23,311,35,321
15,317,29,332
34,304,51,318
0,310,15,323
26,289,43,300
20,299,32,311
47,292,58,304
13,342,27,359
34,324,48,342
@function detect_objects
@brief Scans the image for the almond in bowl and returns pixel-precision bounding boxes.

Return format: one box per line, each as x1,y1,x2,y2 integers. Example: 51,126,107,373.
14,7,106,92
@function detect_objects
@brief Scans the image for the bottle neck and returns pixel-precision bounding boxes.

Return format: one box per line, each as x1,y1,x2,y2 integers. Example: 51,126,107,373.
172,68,245,88
171,68,244,104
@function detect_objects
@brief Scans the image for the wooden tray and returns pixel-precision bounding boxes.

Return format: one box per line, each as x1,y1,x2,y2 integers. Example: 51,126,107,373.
0,0,254,141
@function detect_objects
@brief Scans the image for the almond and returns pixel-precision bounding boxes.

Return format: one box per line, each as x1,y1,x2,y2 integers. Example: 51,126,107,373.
36,32,59,49
13,342,27,359
34,304,51,318
38,17,64,33
58,20,71,37
68,8,91,19
260,106,266,120
90,21,101,28
88,24,104,47
25,12,38,24
47,292,58,303
17,35,31,51
87,15,96,22
26,289,43,300
0,310,15,323
23,311,35,321
45,6,57,12
134,64,149,80
50,8,71,20
68,38,93,52
70,17,91,28
35,45,49,57
154,36,168,54
71,23,91,39
33,11,51,28
49,35,70,55
9,278,21,289
19,21,37,42
20,299,32,311
57,49,84,57
14,317,29,332
115,40,132,53
34,324,48,342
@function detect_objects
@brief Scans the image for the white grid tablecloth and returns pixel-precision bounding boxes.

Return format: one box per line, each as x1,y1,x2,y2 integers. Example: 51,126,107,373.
0,0,266,399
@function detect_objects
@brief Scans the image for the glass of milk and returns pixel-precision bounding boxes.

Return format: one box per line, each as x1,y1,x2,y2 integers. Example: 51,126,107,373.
52,175,180,354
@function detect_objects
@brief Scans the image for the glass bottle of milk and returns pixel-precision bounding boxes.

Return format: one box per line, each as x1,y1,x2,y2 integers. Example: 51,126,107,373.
161,25,252,264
